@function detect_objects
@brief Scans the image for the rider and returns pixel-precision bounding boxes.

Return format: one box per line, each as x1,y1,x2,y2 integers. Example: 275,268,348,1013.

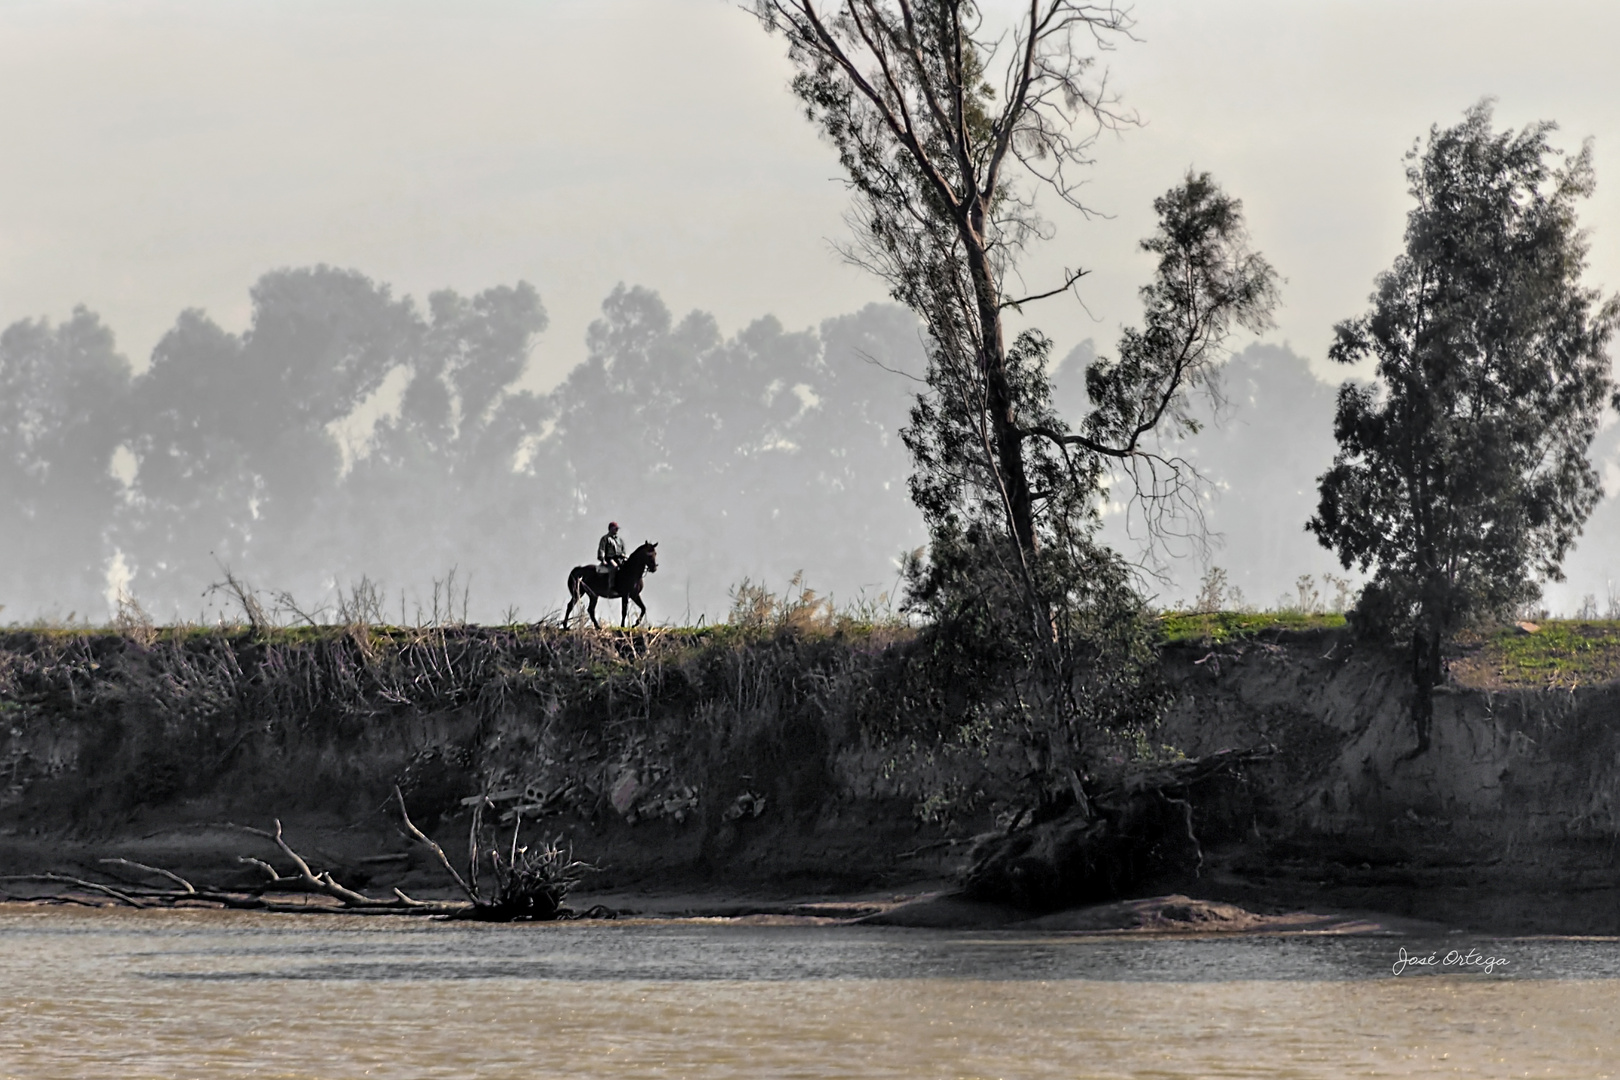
597,521,626,591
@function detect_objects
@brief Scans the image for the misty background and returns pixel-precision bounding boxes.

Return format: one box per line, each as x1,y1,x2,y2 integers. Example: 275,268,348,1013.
1,272,928,624
5,267,1616,625
4,1,1620,623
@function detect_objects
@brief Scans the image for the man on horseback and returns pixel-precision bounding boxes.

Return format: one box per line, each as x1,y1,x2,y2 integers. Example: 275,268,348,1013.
597,521,626,591
565,530,658,629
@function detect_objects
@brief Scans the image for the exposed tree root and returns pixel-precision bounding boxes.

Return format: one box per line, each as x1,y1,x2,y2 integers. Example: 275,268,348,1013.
0,787,599,921
962,747,1274,912
396,786,596,920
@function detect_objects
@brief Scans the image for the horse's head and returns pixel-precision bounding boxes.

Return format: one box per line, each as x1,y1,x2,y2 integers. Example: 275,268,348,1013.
639,541,659,573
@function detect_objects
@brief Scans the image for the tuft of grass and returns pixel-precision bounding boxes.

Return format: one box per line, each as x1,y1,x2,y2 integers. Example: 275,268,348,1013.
1450,620,1620,689
725,571,907,638
1157,610,1346,645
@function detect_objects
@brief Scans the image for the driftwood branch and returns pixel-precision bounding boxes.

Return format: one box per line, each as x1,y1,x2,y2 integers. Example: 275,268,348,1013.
393,785,481,904
0,873,149,908
5,790,602,921
99,858,196,894
265,818,392,908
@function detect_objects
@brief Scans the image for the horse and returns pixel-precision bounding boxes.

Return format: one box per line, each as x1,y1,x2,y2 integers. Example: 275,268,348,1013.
563,541,659,629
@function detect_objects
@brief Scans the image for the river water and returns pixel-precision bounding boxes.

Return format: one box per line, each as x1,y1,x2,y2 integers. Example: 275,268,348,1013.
2,907,1617,1079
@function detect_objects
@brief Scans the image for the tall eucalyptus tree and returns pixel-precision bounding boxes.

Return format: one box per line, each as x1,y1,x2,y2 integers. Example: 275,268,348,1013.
751,3,1275,584
753,1,1278,787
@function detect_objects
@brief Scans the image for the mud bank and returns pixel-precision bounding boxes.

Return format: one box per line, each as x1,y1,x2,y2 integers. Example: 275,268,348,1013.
0,623,974,901
1158,628,1620,934
1,624,1617,933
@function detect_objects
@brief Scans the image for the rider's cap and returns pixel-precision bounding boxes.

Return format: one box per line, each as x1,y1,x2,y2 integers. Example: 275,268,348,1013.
608,521,619,529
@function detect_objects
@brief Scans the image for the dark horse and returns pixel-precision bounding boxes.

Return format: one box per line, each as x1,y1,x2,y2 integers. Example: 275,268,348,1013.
563,541,659,629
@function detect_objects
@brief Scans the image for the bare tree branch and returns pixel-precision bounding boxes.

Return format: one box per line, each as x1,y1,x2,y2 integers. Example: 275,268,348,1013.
393,785,481,904
1000,267,1089,310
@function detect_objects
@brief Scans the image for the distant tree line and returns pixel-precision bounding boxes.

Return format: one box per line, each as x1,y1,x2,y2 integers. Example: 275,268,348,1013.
0,272,928,623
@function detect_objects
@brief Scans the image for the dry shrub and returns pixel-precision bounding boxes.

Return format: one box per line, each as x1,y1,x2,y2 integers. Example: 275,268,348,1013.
727,571,902,635
112,592,158,647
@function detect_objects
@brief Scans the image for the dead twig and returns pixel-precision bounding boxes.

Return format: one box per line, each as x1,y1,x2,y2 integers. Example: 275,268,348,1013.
98,858,197,894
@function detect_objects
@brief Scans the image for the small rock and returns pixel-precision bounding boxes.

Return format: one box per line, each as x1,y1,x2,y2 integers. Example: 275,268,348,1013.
610,770,641,816
722,791,767,822
1514,621,1540,634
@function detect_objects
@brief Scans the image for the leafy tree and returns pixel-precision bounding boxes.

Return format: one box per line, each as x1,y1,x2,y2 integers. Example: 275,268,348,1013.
752,3,1273,571
751,0,1115,571
1309,102,1620,753
903,177,1274,782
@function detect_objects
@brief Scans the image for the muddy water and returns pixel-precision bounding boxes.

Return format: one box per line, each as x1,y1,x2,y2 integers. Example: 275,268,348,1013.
2,907,1618,1079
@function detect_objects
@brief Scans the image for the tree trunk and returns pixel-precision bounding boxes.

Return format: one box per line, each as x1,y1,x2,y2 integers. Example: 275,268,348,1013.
984,353,1037,553
964,225,1037,559
1406,621,1441,757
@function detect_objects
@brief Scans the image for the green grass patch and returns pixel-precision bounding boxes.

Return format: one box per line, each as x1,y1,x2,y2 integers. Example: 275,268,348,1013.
1453,620,1620,688
1157,610,1347,645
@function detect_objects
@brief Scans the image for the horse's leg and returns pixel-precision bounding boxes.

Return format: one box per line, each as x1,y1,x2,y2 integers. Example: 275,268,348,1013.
621,595,630,628
563,584,576,629
631,592,647,628
587,592,601,629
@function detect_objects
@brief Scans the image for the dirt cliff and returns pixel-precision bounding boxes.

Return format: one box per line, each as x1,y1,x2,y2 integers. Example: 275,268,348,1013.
2,622,1616,930
1159,627,1620,932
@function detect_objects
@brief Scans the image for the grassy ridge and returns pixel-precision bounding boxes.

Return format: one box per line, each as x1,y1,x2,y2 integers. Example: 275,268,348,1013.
7,611,1616,846
1156,611,1347,644
1156,609,1620,689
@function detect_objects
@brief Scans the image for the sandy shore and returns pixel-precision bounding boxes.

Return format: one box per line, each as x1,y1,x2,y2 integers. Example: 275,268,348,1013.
2,874,1458,935
536,884,1459,935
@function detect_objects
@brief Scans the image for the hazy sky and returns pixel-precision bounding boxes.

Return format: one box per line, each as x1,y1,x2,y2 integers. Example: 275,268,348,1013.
4,0,1619,387
3,0,1620,617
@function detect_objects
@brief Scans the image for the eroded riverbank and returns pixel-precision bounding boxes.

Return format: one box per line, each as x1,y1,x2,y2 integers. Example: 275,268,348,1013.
4,623,1619,935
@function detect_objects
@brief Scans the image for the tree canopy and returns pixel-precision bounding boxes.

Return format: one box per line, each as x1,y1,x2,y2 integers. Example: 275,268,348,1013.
0,308,132,616
753,2,1276,580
